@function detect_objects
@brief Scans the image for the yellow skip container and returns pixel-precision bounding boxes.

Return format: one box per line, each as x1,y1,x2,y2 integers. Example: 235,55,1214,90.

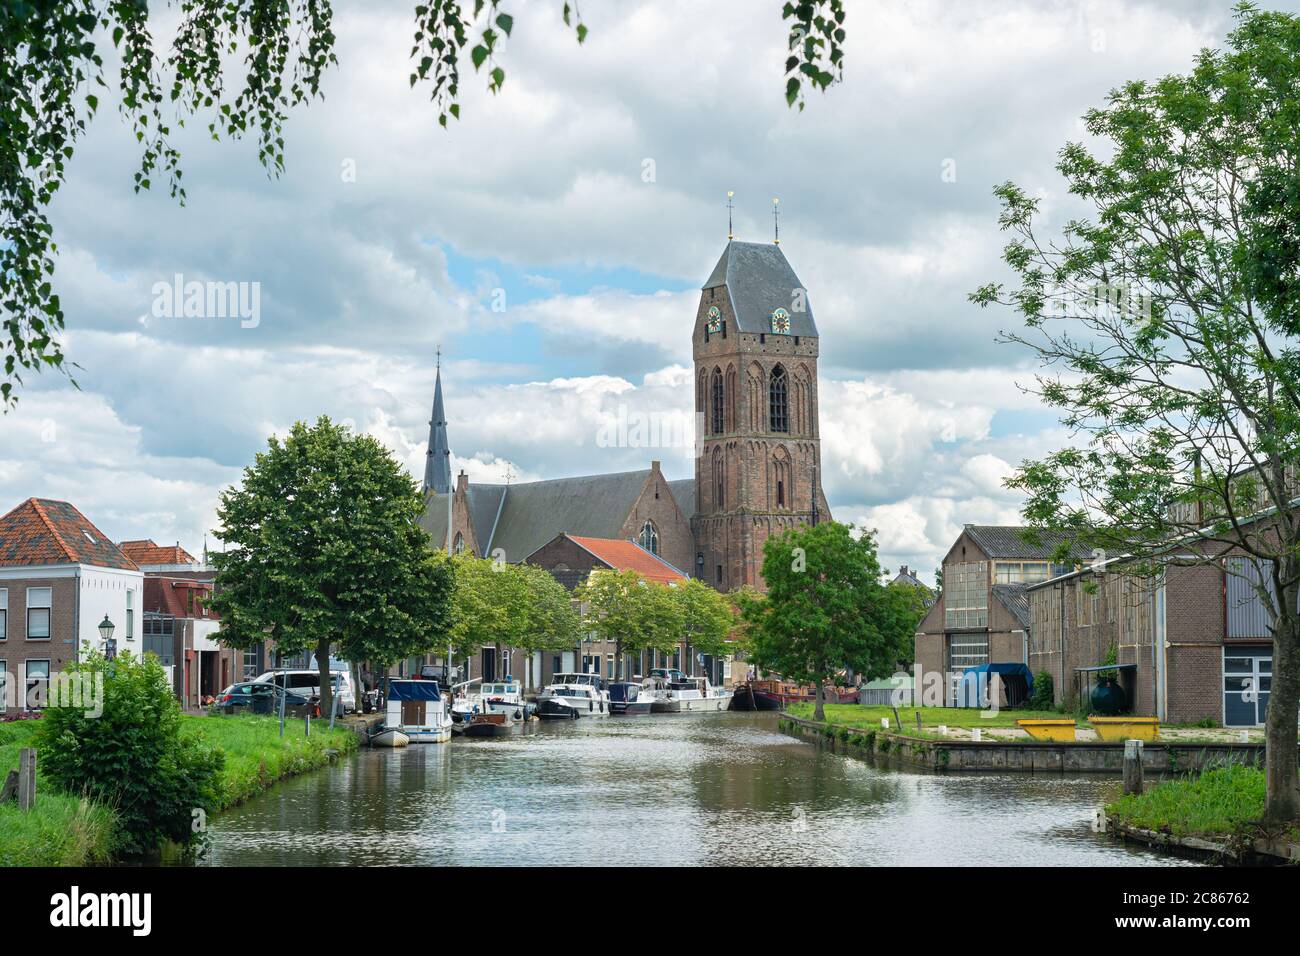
1088,716,1160,741
1016,718,1078,742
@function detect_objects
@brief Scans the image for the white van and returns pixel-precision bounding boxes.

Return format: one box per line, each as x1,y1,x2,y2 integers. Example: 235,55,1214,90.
253,669,356,713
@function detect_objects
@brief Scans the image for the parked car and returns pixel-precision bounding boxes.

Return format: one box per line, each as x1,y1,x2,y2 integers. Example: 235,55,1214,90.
213,681,317,717
252,668,356,713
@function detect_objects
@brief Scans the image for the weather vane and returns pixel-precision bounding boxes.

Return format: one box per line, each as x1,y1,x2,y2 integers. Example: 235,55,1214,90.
436,344,441,371
726,190,735,240
772,197,780,245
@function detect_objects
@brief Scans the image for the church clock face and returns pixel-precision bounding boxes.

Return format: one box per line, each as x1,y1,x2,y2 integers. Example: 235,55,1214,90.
770,307,791,335
706,305,722,333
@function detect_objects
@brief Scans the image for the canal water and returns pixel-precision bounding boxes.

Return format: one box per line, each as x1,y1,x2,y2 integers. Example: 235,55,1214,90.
200,712,1190,866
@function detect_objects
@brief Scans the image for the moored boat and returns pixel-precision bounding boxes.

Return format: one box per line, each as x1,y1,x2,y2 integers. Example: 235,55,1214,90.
536,672,609,719
608,681,652,715
643,670,734,713
369,728,410,748
732,679,814,711
385,679,453,743
462,712,516,738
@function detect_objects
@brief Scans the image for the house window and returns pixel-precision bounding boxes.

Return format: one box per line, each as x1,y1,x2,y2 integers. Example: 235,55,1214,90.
0,588,6,641
25,659,49,710
638,520,659,555
126,589,134,642
716,564,723,585
26,588,51,640
769,364,789,433
0,661,6,706
943,562,988,629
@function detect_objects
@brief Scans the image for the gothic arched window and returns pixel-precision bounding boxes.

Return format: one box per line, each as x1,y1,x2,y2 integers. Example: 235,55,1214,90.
769,364,789,433
711,367,725,435
712,446,725,509
452,532,466,555
773,449,792,510
638,520,659,555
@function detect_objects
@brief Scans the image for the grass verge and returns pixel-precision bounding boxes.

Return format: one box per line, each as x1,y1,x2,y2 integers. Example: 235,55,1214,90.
0,713,358,865
1106,764,1275,839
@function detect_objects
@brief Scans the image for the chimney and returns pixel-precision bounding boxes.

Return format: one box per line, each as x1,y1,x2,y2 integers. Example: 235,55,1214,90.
456,470,470,496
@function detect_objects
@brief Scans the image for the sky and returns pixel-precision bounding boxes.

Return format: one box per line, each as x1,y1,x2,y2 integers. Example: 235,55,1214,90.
1,0,1292,582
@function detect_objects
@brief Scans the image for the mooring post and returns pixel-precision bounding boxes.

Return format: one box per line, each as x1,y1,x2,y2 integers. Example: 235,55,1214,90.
1123,738,1144,795
18,748,36,811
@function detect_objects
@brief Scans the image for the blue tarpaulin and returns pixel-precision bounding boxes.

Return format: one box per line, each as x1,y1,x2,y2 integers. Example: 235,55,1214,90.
955,663,1034,708
388,680,442,702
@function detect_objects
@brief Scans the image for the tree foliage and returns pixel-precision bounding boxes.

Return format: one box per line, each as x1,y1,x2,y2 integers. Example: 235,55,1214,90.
673,576,736,663
449,555,580,675
208,417,454,714
740,521,897,720
0,0,847,403
37,649,223,857
972,2,1300,821
575,568,683,680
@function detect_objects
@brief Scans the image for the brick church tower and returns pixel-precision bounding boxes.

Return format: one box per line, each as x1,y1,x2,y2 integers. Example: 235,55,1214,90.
691,240,831,591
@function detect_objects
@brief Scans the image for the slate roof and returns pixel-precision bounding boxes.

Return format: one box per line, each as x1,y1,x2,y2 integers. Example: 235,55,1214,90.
119,539,199,567
566,536,689,584
0,499,139,570
666,478,696,523
991,583,1031,629
703,240,818,337
963,525,1086,561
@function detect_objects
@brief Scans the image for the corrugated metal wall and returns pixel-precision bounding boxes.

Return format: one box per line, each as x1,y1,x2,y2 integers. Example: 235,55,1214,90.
1225,557,1274,640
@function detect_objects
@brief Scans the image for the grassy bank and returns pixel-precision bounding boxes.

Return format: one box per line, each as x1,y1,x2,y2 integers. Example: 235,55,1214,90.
0,721,117,866
0,713,358,865
1106,764,1282,838
785,702,1063,734
184,713,359,809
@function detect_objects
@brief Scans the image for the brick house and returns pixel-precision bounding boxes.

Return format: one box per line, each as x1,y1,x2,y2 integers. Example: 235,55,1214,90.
0,499,143,713
914,525,1079,703
119,539,246,708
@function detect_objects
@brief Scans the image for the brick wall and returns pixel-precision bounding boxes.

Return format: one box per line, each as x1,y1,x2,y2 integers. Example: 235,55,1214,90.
0,574,78,713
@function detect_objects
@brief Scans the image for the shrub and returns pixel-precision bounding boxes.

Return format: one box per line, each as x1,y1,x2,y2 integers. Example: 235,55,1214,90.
1028,671,1055,711
36,650,223,857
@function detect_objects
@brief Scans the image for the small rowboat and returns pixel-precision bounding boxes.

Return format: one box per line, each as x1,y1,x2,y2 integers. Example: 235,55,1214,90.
370,728,410,748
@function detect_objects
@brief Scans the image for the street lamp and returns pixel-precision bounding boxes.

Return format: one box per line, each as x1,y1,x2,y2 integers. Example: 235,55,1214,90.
99,615,116,660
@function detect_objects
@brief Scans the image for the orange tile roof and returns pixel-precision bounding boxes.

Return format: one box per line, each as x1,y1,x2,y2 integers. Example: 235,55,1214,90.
566,535,689,584
118,539,198,567
0,498,139,571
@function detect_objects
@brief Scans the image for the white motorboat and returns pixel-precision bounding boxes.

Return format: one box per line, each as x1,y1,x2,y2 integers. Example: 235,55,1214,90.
385,679,453,743
536,672,609,719
453,678,530,722
642,669,734,713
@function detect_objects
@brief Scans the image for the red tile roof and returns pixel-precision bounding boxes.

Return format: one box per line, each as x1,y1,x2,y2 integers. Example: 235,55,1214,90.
567,535,689,584
143,576,217,620
0,498,139,571
119,539,198,567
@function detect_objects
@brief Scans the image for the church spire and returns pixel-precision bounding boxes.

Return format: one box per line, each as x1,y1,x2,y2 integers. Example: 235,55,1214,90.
423,349,452,495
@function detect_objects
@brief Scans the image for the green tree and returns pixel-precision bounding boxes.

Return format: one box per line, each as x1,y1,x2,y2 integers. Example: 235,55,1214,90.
971,3,1300,822
37,649,223,857
673,577,735,675
576,568,683,681
740,521,894,720
884,580,928,672
449,557,580,680
209,417,454,716
0,1,846,404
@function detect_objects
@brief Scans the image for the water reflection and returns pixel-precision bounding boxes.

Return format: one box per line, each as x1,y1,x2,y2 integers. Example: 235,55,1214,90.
201,713,1190,867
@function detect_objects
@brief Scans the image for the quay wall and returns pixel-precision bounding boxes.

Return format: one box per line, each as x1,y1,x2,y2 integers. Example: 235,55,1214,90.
778,715,1269,775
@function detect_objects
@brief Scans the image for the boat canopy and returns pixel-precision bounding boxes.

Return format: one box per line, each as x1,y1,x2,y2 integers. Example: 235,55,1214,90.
388,679,442,702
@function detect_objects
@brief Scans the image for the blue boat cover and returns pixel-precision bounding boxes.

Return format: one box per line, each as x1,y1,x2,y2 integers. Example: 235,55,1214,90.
955,663,1033,708
388,680,442,702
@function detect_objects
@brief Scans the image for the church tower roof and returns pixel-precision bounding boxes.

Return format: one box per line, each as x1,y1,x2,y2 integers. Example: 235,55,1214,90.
702,240,818,337
423,359,451,495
